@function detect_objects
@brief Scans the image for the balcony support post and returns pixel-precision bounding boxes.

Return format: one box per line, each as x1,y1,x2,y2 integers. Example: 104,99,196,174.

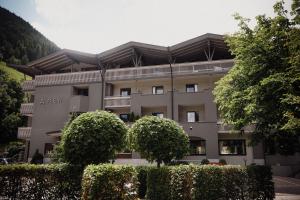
168,47,175,120
97,58,107,110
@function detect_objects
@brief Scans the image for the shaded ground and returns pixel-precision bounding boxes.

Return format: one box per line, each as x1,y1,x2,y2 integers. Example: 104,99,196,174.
274,176,300,200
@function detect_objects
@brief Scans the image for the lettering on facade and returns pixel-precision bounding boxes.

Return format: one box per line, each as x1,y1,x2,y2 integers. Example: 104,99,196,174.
39,97,63,105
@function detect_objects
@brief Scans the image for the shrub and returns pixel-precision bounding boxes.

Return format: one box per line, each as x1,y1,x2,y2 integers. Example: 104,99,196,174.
247,165,274,200
147,167,171,200
6,141,25,158
200,158,209,165
0,163,83,199
193,165,224,200
60,111,127,166
223,166,249,199
219,159,227,165
170,165,193,200
135,166,154,199
81,164,138,200
128,116,190,167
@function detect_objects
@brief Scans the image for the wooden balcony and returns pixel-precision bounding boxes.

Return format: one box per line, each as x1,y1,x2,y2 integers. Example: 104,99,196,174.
17,127,31,140
20,103,34,116
22,80,35,91
104,96,131,108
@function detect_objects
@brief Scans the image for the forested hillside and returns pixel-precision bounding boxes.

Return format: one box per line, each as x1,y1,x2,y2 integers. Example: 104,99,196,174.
0,6,59,65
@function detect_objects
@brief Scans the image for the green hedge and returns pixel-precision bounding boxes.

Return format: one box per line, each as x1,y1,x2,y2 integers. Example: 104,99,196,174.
247,165,275,199
81,164,138,200
146,165,274,200
0,164,274,200
135,166,154,199
0,163,83,199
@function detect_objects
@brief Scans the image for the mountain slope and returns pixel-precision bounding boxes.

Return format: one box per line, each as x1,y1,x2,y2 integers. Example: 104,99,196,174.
0,6,60,65
0,62,31,82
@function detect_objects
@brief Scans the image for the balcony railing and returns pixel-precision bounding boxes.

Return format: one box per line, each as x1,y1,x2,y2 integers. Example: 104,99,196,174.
20,103,34,116
17,127,31,140
104,96,131,108
33,59,234,86
22,80,35,91
217,122,255,133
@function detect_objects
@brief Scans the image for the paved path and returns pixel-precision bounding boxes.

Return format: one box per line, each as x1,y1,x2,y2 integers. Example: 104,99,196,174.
274,176,300,200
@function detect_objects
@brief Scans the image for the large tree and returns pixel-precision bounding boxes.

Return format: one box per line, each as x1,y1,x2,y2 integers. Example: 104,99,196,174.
0,69,24,144
213,0,300,155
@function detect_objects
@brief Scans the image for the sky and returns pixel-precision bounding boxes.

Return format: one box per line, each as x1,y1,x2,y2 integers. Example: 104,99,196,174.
0,0,293,53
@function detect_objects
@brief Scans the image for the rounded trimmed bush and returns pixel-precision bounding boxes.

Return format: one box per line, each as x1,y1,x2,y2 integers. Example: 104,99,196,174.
60,111,127,166
128,116,189,167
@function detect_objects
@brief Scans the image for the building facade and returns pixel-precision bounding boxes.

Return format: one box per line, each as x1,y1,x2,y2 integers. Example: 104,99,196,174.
18,33,294,167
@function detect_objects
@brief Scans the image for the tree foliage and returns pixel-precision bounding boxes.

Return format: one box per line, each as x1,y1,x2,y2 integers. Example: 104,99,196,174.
128,116,190,167
213,0,300,154
59,111,127,166
0,7,59,64
0,69,24,144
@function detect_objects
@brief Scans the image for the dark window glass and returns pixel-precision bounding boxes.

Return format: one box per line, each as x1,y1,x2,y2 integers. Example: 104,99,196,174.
186,84,198,93
44,143,54,156
190,140,206,155
187,111,199,122
152,86,164,94
152,112,164,118
219,140,246,155
120,88,131,96
73,87,89,96
120,114,130,122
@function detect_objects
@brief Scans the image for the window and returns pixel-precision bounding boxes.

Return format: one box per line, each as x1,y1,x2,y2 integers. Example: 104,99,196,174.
152,112,164,118
73,87,89,96
219,140,246,155
152,86,164,94
187,111,199,122
190,140,206,155
120,88,131,96
119,114,130,122
44,143,54,156
186,84,198,93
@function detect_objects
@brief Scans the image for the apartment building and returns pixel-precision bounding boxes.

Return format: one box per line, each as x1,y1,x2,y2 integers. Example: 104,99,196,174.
17,33,272,166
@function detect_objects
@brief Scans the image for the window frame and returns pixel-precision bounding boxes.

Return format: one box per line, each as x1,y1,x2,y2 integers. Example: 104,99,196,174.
120,88,131,96
189,140,206,155
73,87,89,96
186,84,198,93
152,86,164,95
44,143,54,156
187,111,199,122
218,139,247,156
152,112,164,118
119,113,130,122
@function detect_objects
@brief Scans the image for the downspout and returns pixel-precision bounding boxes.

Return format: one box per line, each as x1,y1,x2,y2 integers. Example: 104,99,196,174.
168,47,174,120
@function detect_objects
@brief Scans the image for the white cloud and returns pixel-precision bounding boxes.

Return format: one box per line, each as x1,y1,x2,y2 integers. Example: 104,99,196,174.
32,0,292,53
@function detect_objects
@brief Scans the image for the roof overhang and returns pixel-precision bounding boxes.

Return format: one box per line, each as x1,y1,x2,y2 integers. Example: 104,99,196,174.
24,33,232,75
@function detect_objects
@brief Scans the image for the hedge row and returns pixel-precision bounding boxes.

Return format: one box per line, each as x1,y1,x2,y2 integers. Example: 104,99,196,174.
0,164,274,200
0,163,83,199
146,165,274,200
81,164,138,200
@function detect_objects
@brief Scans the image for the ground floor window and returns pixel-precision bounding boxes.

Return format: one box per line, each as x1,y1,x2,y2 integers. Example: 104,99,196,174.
190,140,206,155
219,140,246,155
44,143,54,156
119,114,130,122
152,112,164,118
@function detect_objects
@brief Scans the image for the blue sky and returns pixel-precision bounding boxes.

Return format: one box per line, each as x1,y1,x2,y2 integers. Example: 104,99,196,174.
0,0,293,53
